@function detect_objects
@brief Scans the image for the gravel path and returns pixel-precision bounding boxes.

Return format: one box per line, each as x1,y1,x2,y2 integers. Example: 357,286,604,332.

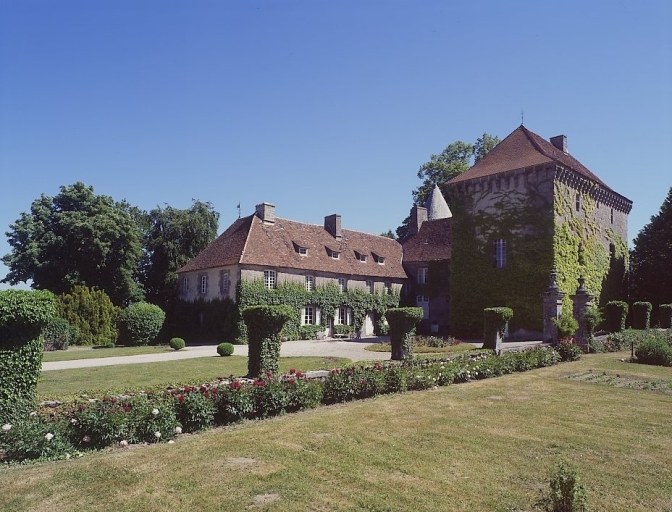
41,338,391,371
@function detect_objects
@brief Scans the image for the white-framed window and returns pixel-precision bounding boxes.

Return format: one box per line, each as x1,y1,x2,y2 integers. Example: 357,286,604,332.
264,270,276,289
575,193,581,212
336,306,350,325
200,274,208,295
366,280,374,294
355,251,367,262
302,306,315,325
494,239,507,269
417,267,428,284
327,248,340,260
181,276,189,294
338,277,347,292
298,246,307,256
416,295,429,319
373,253,385,265
305,275,314,292
219,270,230,297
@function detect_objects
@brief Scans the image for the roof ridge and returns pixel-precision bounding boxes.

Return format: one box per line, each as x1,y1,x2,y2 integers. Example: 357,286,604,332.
239,214,255,264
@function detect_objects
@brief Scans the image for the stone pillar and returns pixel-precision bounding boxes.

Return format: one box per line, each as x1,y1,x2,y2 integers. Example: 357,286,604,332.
571,276,593,349
542,271,565,345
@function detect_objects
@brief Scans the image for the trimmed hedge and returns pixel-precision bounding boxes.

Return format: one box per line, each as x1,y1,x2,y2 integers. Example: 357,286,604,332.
605,301,628,332
117,302,165,346
42,317,78,351
660,304,672,329
217,342,234,356
0,290,57,424
386,307,423,360
631,302,652,330
169,337,185,351
242,305,294,377
483,307,513,350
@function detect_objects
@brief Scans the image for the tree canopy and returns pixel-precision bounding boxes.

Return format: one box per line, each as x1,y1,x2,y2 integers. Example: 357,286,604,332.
396,132,500,240
2,183,143,305
141,201,219,308
629,187,672,307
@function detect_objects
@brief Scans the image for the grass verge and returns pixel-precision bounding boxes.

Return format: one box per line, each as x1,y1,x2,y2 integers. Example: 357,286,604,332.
42,345,171,362
365,341,478,355
37,356,348,400
2,351,668,511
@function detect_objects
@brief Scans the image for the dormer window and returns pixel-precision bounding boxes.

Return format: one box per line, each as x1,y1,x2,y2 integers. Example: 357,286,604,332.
327,248,340,260
372,253,385,265
293,242,308,256
355,251,367,262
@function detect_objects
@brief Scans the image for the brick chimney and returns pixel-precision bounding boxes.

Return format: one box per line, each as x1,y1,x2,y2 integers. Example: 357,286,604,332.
550,135,567,153
255,202,276,224
407,205,428,237
324,214,342,239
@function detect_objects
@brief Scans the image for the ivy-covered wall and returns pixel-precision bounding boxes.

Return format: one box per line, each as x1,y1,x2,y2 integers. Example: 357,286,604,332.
449,170,555,338
237,280,400,342
448,167,629,339
553,179,628,308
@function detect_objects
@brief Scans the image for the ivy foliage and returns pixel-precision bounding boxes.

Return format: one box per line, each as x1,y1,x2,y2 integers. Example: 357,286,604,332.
117,302,166,346
660,304,672,329
237,280,399,342
58,285,119,345
168,297,238,343
386,307,423,360
483,307,513,350
243,305,294,378
0,290,57,424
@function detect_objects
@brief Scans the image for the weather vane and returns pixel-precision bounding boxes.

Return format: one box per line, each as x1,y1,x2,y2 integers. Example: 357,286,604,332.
521,109,524,125
237,202,241,219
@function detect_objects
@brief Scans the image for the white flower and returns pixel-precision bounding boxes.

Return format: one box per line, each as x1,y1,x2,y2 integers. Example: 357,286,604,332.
119,440,128,447
65,453,71,460
70,418,78,425
29,411,37,417
1,424,11,432
45,432,54,441
174,426,182,435
151,408,159,416
82,435,91,443
167,440,175,444
154,431,161,439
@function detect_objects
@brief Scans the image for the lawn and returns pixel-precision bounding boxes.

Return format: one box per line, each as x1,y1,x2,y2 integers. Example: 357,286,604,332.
42,345,171,362
4,351,670,511
37,356,349,400
365,341,478,355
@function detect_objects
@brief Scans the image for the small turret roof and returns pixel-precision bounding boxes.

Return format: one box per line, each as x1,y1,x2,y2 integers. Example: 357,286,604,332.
425,184,452,220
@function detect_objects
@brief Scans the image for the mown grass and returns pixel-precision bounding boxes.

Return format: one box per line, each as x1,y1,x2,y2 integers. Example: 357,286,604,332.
365,341,477,355
37,356,348,400
42,345,171,362
4,351,669,511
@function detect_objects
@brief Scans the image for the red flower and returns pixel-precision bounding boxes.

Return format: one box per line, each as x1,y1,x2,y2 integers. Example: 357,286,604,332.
254,379,266,388
229,380,242,390
289,368,296,375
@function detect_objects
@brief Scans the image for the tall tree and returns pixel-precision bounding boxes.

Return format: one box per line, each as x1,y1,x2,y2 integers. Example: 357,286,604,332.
141,201,219,308
473,132,501,163
2,183,143,305
630,186,672,306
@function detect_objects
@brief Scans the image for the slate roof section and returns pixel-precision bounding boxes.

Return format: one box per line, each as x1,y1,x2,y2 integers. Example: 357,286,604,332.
178,214,407,279
448,125,612,191
425,184,452,220
401,218,452,263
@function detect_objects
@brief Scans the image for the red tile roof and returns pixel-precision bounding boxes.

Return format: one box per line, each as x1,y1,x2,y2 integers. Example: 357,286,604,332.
177,214,407,279
401,218,452,263
448,125,611,190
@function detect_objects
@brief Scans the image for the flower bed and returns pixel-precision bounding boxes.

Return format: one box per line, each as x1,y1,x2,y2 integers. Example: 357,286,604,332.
1,348,562,463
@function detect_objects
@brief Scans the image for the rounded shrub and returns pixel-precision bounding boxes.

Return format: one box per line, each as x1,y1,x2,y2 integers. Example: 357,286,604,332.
58,285,119,345
42,317,78,351
386,307,424,360
117,302,166,346
635,338,672,366
553,311,578,340
557,339,583,362
631,301,652,330
483,307,513,350
605,301,628,332
169,337,185,351
217,342,234,356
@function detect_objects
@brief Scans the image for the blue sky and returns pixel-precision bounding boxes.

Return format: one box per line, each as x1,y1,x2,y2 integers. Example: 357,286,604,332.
1,0,671,289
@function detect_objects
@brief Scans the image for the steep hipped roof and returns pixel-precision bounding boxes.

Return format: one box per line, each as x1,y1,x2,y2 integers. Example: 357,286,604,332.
448,125,611,190
401,218,452,263
177,214,407,279
425,184,452,220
